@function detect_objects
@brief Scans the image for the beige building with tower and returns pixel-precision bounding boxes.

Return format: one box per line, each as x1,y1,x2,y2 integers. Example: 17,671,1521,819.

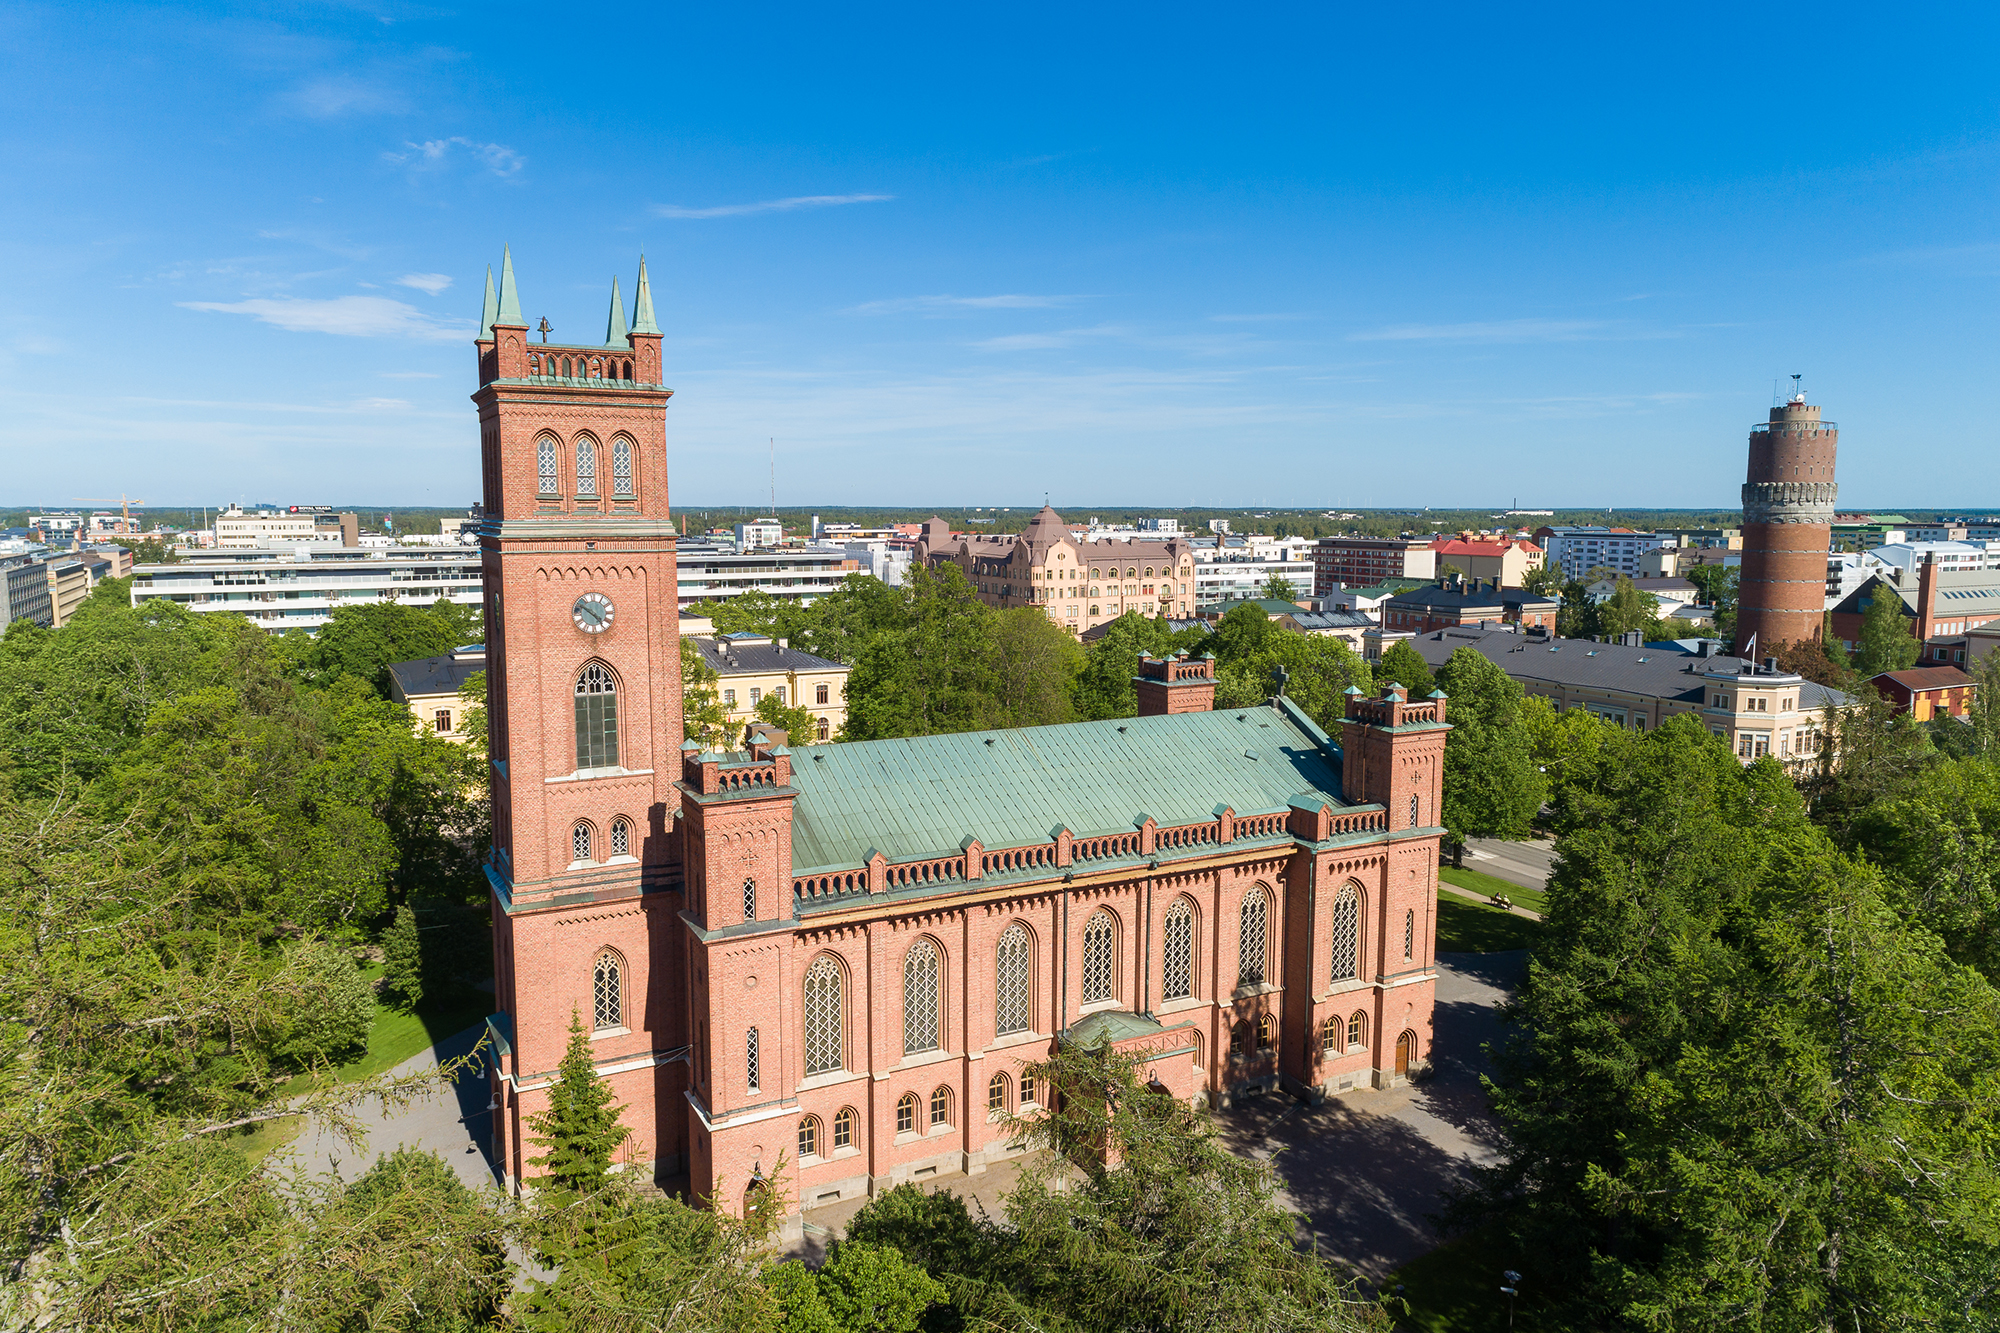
917,505,1197,637
689,632,850,743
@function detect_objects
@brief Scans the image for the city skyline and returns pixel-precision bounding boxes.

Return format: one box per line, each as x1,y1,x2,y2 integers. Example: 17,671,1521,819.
4,3,1997,507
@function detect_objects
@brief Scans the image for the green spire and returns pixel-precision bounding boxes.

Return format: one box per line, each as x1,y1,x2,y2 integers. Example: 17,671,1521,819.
604,276,629,346
629,254,660,335
478,265,498,340
495,245,523,326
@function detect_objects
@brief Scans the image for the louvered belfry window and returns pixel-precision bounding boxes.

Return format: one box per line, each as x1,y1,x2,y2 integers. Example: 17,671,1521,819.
1081,911,1115,1004
995,925,1031,1036
1238,888,1269,986
1162,899,1194,1001
574,663,618,770
903,939,941,1054
1330,884,1360,984
803,956,843,1075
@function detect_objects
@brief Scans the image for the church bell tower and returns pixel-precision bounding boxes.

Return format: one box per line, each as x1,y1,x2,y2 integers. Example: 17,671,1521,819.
475,249,688,1191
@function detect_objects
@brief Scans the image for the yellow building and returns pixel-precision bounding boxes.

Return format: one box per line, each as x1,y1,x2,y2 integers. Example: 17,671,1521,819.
387,645,487,742
917,505,1196,637
691,633,850,743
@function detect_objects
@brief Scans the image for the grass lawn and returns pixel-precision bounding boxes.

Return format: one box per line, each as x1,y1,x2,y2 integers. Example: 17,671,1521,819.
233,964,493,1163
1434,892,1542,954
1439,866,1548,916
1388,1226,1547,1332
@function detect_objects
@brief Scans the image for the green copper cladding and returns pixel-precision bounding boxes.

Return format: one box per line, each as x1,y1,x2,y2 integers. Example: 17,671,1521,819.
604,276,629,346
496,245,524,326
478,265,498,340
629,254,661,335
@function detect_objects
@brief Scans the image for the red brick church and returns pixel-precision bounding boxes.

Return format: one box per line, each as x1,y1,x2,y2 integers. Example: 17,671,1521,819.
474,252,1450,1217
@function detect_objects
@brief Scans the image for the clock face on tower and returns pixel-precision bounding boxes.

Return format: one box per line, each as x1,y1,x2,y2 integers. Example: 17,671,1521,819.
572,592,615,633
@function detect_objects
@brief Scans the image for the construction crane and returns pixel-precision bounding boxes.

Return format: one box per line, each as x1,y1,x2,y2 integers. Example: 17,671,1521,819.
73,494,149,538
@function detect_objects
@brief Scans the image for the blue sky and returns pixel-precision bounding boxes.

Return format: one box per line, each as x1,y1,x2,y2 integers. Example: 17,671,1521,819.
4,2,1997,510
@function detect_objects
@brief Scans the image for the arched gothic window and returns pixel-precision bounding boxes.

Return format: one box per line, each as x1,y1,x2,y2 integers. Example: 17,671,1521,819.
995,925,1031,1036
832,1106,855,1149
572,822,592,862
592,951,623,1031
1162,898,1194,1001
1256,1013,1275,1050
1230,1022,1248,1056
575,439,598,497
610,818,630,858
1348,1010,1368,1050
797,1115,819,1158
1320,1015,1341,1055
803,955,843,1075
574,663,619,770
895,1093,918,1133
1330,884,1361,984
746,1028,760,1091
611,439,634,495
929,1085,952,1127
1081,911,1115,1004
537,437,559,495
1238,887,1269,986
988,1071,1010,1112
903,939,941,1054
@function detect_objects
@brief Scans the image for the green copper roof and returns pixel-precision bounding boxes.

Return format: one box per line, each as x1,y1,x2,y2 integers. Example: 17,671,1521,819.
496,246,523,326
630,254,661,335
478,265,498,340
604,276,628,346
1061,1009,1194,1049
788,700,1345,872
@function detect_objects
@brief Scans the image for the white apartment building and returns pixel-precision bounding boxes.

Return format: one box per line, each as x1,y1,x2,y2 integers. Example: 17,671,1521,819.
1537,526,1675,581
732,518,784,549
1827,541,1994,608
1191,550,1316,609
677,541,860,605
214,505,353,549
130,547,482,631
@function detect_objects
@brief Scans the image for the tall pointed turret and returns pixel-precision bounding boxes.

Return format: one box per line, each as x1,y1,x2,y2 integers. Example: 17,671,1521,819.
496,246,524,326
604,276,629,346
630,254,661,335
478,265,498,340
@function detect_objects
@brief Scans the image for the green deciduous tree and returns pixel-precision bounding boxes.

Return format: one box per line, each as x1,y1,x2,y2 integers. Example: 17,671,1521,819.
1374,640,1435,702
768,1239,946,1333
528,1013,633,1195
1594,576,1659,640
307,600,484,695
1261,571,1299,602
841,564,992,740
983,606,1082,729
1433,647,1546,838
1853,581,1920,678
682,637,737,750
1069,613,1203,722
753,689,819,746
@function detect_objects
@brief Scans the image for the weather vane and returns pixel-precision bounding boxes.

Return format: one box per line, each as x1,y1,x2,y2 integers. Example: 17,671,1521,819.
537,317,553,344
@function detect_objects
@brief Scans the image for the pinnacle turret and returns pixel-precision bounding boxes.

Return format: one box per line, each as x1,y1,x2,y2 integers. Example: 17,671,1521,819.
604,276,629,346
478,265,498,340
496,246,523,326
630,254,661,335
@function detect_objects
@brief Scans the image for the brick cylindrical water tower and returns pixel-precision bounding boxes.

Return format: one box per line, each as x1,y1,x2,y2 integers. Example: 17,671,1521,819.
1735,393,1838,657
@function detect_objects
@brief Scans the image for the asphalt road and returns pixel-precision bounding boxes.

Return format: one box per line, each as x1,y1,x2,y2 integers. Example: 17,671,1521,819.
1462,837,1558,892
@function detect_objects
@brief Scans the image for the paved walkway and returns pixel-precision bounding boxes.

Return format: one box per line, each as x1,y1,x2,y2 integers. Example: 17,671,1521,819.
1438,880,1542,921
282,1022,504,1193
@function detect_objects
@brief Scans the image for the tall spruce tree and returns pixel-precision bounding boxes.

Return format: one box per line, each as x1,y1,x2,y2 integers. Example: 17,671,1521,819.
528,1012,632,1194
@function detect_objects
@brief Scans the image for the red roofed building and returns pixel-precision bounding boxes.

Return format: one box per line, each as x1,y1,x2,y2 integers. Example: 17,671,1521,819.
1869,666,1976,721
1429,537,1544,587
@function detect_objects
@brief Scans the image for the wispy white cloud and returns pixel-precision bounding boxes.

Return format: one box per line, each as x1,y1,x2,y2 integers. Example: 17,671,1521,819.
1209,312,1311,323
848,293,1085,316
290,75,408,118
380,370,440,379
974,324,1127,351
652,194,892,219
1348,318,1610,343
382,137,525,177
180,295,472,342
395,273,453,295
353,397,411,411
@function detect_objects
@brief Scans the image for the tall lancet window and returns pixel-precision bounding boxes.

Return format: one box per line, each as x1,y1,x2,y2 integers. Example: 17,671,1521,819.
574,663,618,771
903,939,941,1054
1081,911,1115,1004
1162,899,1194,1001
994,925,1030,1036
803,956,843,1075
592,951,623,1031
612,439,634,496
1238,887,1269,987
1330,884,1361,984
575,439,598,497
537,437,559,495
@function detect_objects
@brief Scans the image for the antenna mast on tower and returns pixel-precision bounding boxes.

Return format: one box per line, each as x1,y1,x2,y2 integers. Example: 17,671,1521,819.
769,438,776,517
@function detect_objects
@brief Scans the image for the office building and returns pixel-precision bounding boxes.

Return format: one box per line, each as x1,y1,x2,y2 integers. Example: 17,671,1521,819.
129,547,483,631
1534,526,1675,582
1312,537,1437,594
